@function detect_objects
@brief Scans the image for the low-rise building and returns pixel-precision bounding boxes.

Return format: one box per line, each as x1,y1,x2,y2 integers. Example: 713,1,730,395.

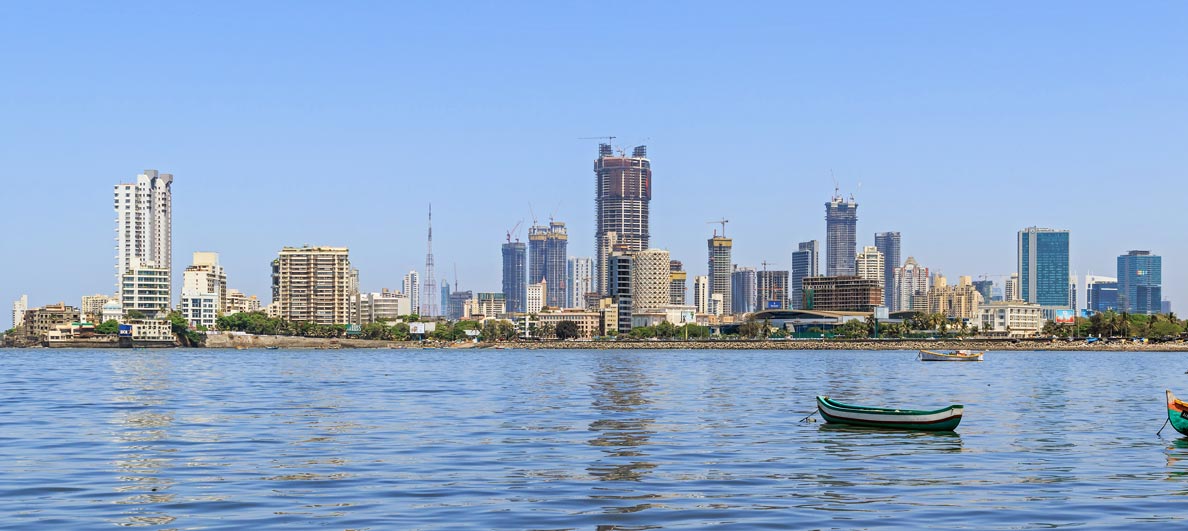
979,301,1043,337
129,319,174,342
358,289,412,323
80,295,112,324
224,289,262,314
22,303,81,339
180,293,219,329
538,309,604,339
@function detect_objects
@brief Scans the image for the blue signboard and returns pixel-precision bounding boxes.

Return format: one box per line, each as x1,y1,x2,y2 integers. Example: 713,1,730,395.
766,301,782,309
118,324,133,337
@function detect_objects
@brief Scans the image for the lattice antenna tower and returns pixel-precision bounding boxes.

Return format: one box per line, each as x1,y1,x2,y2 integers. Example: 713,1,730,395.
422,203,438,317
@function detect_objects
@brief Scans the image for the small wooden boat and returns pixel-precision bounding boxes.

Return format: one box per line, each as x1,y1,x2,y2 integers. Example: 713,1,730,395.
816,396,964,431
918,349,983,362
1166,390,1188,436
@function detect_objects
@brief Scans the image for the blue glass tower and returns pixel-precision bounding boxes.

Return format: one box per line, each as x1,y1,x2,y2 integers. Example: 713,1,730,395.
1017,227,1070,311
1117,250,1162,314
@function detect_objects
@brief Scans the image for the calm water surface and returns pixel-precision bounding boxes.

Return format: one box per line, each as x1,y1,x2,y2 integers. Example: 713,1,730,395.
2,348,1187,529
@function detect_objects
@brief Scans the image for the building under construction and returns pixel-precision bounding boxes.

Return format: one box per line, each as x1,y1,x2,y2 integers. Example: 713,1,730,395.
529,221,568,308
595,143,651,295
708,235,733,315
802,276,881,312
825,190,859,277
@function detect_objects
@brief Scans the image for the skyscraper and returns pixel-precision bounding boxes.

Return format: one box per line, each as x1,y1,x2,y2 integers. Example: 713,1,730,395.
271,246,352,325
731,266,756,314
567,257,593,309
708,234,733,315
669,260,687,305
501,242,526,313
608,252,635,332
1017,227,1070,312
791,240,819,310
855,246,885,305
402,270,420,315
693,275,709,315
1118,250,1162,314
825,191,858,277
529,221,568,308
631,249,671,314
1086,275,1119,313
114,170,173,302
595,144,651,295
874,232,900,307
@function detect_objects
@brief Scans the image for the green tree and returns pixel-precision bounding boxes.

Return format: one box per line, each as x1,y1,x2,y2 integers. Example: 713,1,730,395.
126,309,147,320
654,320,678,339
95,320,119,335
555,320,580,340
678,324,710,339
392,322,411,341
837,319,869,338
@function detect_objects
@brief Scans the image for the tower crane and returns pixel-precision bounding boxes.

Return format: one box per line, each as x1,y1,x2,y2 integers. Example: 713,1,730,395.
707,218,729,237
506,219,523,243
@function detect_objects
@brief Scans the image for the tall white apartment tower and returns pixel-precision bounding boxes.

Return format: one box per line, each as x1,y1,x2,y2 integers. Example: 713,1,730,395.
114,170,173,301
402,271,420,315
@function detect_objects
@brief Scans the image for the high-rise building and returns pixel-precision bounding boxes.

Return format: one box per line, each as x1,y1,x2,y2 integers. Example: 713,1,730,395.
475,292,506,318
972,280,994,306
802,276,881,312
608,252,635,331
402,271,421,315
122,266,172,316
874,232,900,307
183,252,227,310
12,294,28,329
757,270,790,310
114,169,172,303
501,242,526,313
271,246,353,325
1005,273,1021,301
825,191,858,276
926,275,984,320
567,257,593,309
1018,227,1071,313
855,246,885,305
1086,276,1119,313
892,257,930,312
669,260,687,305
446,290,473,320
708,235,733,315
526,280,546,314
440,280,450,317
731,266,756,314
529,221,568,308
631,249,671,314
80,295,111,324
791,240,819,310
1118,250,1162,314
595,144,651,295
693,275,709,315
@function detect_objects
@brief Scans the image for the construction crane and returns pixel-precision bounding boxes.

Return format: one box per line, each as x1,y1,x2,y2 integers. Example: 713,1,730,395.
578,135,616,143
761,260,777,272
506,219,523,243
707,218,729,237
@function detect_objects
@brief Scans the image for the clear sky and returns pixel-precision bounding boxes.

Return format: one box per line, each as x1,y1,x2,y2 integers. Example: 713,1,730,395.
2,2,1186,320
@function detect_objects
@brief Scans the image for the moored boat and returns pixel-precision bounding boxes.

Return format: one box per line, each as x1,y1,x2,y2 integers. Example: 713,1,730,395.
816,396,964,431
918,349,984,362
1166,390,1188,436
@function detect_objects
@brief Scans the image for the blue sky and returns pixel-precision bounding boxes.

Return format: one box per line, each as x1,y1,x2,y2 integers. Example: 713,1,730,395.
2,2,1186,319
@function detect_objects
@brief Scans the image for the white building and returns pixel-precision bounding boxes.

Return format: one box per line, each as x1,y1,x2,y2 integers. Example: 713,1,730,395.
693,275,709,315
80,295,112,324
12,294,28,329
114,170,172,301
180,293,219,330
101,300,124,323
979,301,1043,337
856,246,885,298
224,289,261,314
358,289,412,323
709,293,725,316
402,271,420,316
474,292,507,318
631,249,671,314
526,280,546,313
121,267,172,316
183,252,226,310
1004,273,1021,302
567,257,593,308
892,257,930,312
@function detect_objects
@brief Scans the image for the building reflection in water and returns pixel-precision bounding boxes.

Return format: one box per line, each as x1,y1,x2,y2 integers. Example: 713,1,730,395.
109,352,178,527
586,356,658,482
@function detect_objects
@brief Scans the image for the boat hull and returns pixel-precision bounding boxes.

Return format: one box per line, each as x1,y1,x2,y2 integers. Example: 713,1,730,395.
1166,390,1188,436
919,350,983,362
816,396,963,431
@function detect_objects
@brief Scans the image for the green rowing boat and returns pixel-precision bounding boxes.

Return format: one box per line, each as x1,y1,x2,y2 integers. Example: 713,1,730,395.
816,396,964,431
1166,390,1188,436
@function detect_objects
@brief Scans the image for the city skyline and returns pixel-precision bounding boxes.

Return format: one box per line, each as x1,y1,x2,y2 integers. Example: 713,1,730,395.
2,3,1185,314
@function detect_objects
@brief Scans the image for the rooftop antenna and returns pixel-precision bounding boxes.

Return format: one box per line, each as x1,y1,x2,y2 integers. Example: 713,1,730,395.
707,218,729,237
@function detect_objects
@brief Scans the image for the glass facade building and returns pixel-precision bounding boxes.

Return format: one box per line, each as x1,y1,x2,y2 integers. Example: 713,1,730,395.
1117,250,1162,314
1017,227,1070,311
790,240,819,310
